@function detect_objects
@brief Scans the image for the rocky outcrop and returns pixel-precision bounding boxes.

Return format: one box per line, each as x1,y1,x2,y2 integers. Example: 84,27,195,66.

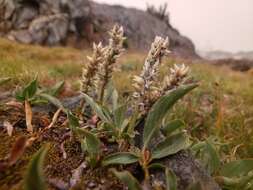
0,0,198,58
90,2,198,58
0,0,92,45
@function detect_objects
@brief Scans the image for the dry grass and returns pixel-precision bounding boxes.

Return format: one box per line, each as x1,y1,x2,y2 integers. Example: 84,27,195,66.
1,38,253,159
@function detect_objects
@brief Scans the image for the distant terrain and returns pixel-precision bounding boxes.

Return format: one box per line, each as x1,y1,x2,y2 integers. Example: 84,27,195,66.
199,50,253,60
0,0,198,58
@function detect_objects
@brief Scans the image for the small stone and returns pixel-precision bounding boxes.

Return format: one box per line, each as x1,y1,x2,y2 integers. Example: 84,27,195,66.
88,181,96,188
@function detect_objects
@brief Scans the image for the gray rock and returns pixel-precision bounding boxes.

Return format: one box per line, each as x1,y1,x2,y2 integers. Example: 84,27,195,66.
28,14,69,45
8,29,33,43
0,0,197,58
1,0,16,20
14,5,39,29
91,2,198,58
60,0,91,19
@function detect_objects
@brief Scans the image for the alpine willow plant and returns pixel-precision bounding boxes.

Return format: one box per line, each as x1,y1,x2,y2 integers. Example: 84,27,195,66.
15,78,65,133
75,25,198,189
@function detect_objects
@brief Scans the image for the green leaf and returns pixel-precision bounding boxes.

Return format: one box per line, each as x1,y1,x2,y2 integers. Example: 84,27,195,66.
39,93,66,113
187,182,202,190
112,88,119,111
151,133,189,159
67,111,79,131
47,81,65,96
114,104,127,128
0,77,11,86
16,77,38,101
220,159,253,178
161,120,185,136
148,163,166,170
203,141,220,175
102,152,139,166
76,128,101,155
24,144,49,190
111,169,142,190
82,93,111,123
143,84,198,148
166,168,177,190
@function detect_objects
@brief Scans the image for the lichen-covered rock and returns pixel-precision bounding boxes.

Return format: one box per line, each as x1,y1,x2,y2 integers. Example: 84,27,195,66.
29,14,69,45
0,0,198,58
14,5,39,29
91,2,198,58
8,29,33,43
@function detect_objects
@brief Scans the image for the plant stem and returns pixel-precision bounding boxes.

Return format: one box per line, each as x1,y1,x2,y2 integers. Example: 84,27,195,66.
25,100,33,133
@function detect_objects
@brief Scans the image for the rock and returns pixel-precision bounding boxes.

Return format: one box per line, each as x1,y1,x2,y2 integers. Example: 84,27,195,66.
1,0,15,20
91,2,198,58
61,0,91,19
28,14,69,45
14,5,39,29
0,0,198,58
8,29,32,44
157,151,221,190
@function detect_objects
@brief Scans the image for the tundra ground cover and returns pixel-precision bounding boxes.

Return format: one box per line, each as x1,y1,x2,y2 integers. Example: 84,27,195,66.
0,29,253,190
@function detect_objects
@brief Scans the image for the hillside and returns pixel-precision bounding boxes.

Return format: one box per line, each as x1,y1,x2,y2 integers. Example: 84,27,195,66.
0,0,198,58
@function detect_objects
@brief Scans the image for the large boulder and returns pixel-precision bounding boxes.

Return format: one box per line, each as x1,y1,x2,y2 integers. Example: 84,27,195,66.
0,0,198,58
91,2,198,58
28,14,69,45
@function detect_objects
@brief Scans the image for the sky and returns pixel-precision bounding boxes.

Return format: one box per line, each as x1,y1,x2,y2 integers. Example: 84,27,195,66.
94,0,253,52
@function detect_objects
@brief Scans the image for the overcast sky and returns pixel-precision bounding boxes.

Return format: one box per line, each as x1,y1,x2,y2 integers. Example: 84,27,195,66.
94,0,253,52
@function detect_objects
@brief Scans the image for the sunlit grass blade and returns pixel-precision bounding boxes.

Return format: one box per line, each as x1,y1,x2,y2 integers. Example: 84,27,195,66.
0,77,11,86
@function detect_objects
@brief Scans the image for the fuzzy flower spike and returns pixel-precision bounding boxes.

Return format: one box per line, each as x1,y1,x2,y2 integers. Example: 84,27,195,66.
98,25,126,102
133,36,170,113
161,63,189,94
81,42,106,95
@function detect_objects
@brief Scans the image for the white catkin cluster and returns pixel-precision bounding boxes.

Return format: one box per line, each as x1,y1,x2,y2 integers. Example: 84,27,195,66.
133,36,170,112
80,25,126,102
98,25,126,101
133,37,190,113
162,64,189,93
81,42,106,94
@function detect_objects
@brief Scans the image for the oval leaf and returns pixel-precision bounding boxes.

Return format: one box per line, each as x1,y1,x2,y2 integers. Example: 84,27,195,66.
161,120,185,136
203,142,220,175
67,111,79,131
82,93,111,123
220,159,253,178
76,128,101,155
143,84,198,148
16,77,38,101
47,81,65,96
111,169,142,190
39,93,66,113
151,133,189,159
24,144,49,190
114,104,127,128
166,168,178,190
102,152,139,166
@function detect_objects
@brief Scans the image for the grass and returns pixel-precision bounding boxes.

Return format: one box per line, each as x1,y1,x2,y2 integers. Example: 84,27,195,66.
1,38,253,161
